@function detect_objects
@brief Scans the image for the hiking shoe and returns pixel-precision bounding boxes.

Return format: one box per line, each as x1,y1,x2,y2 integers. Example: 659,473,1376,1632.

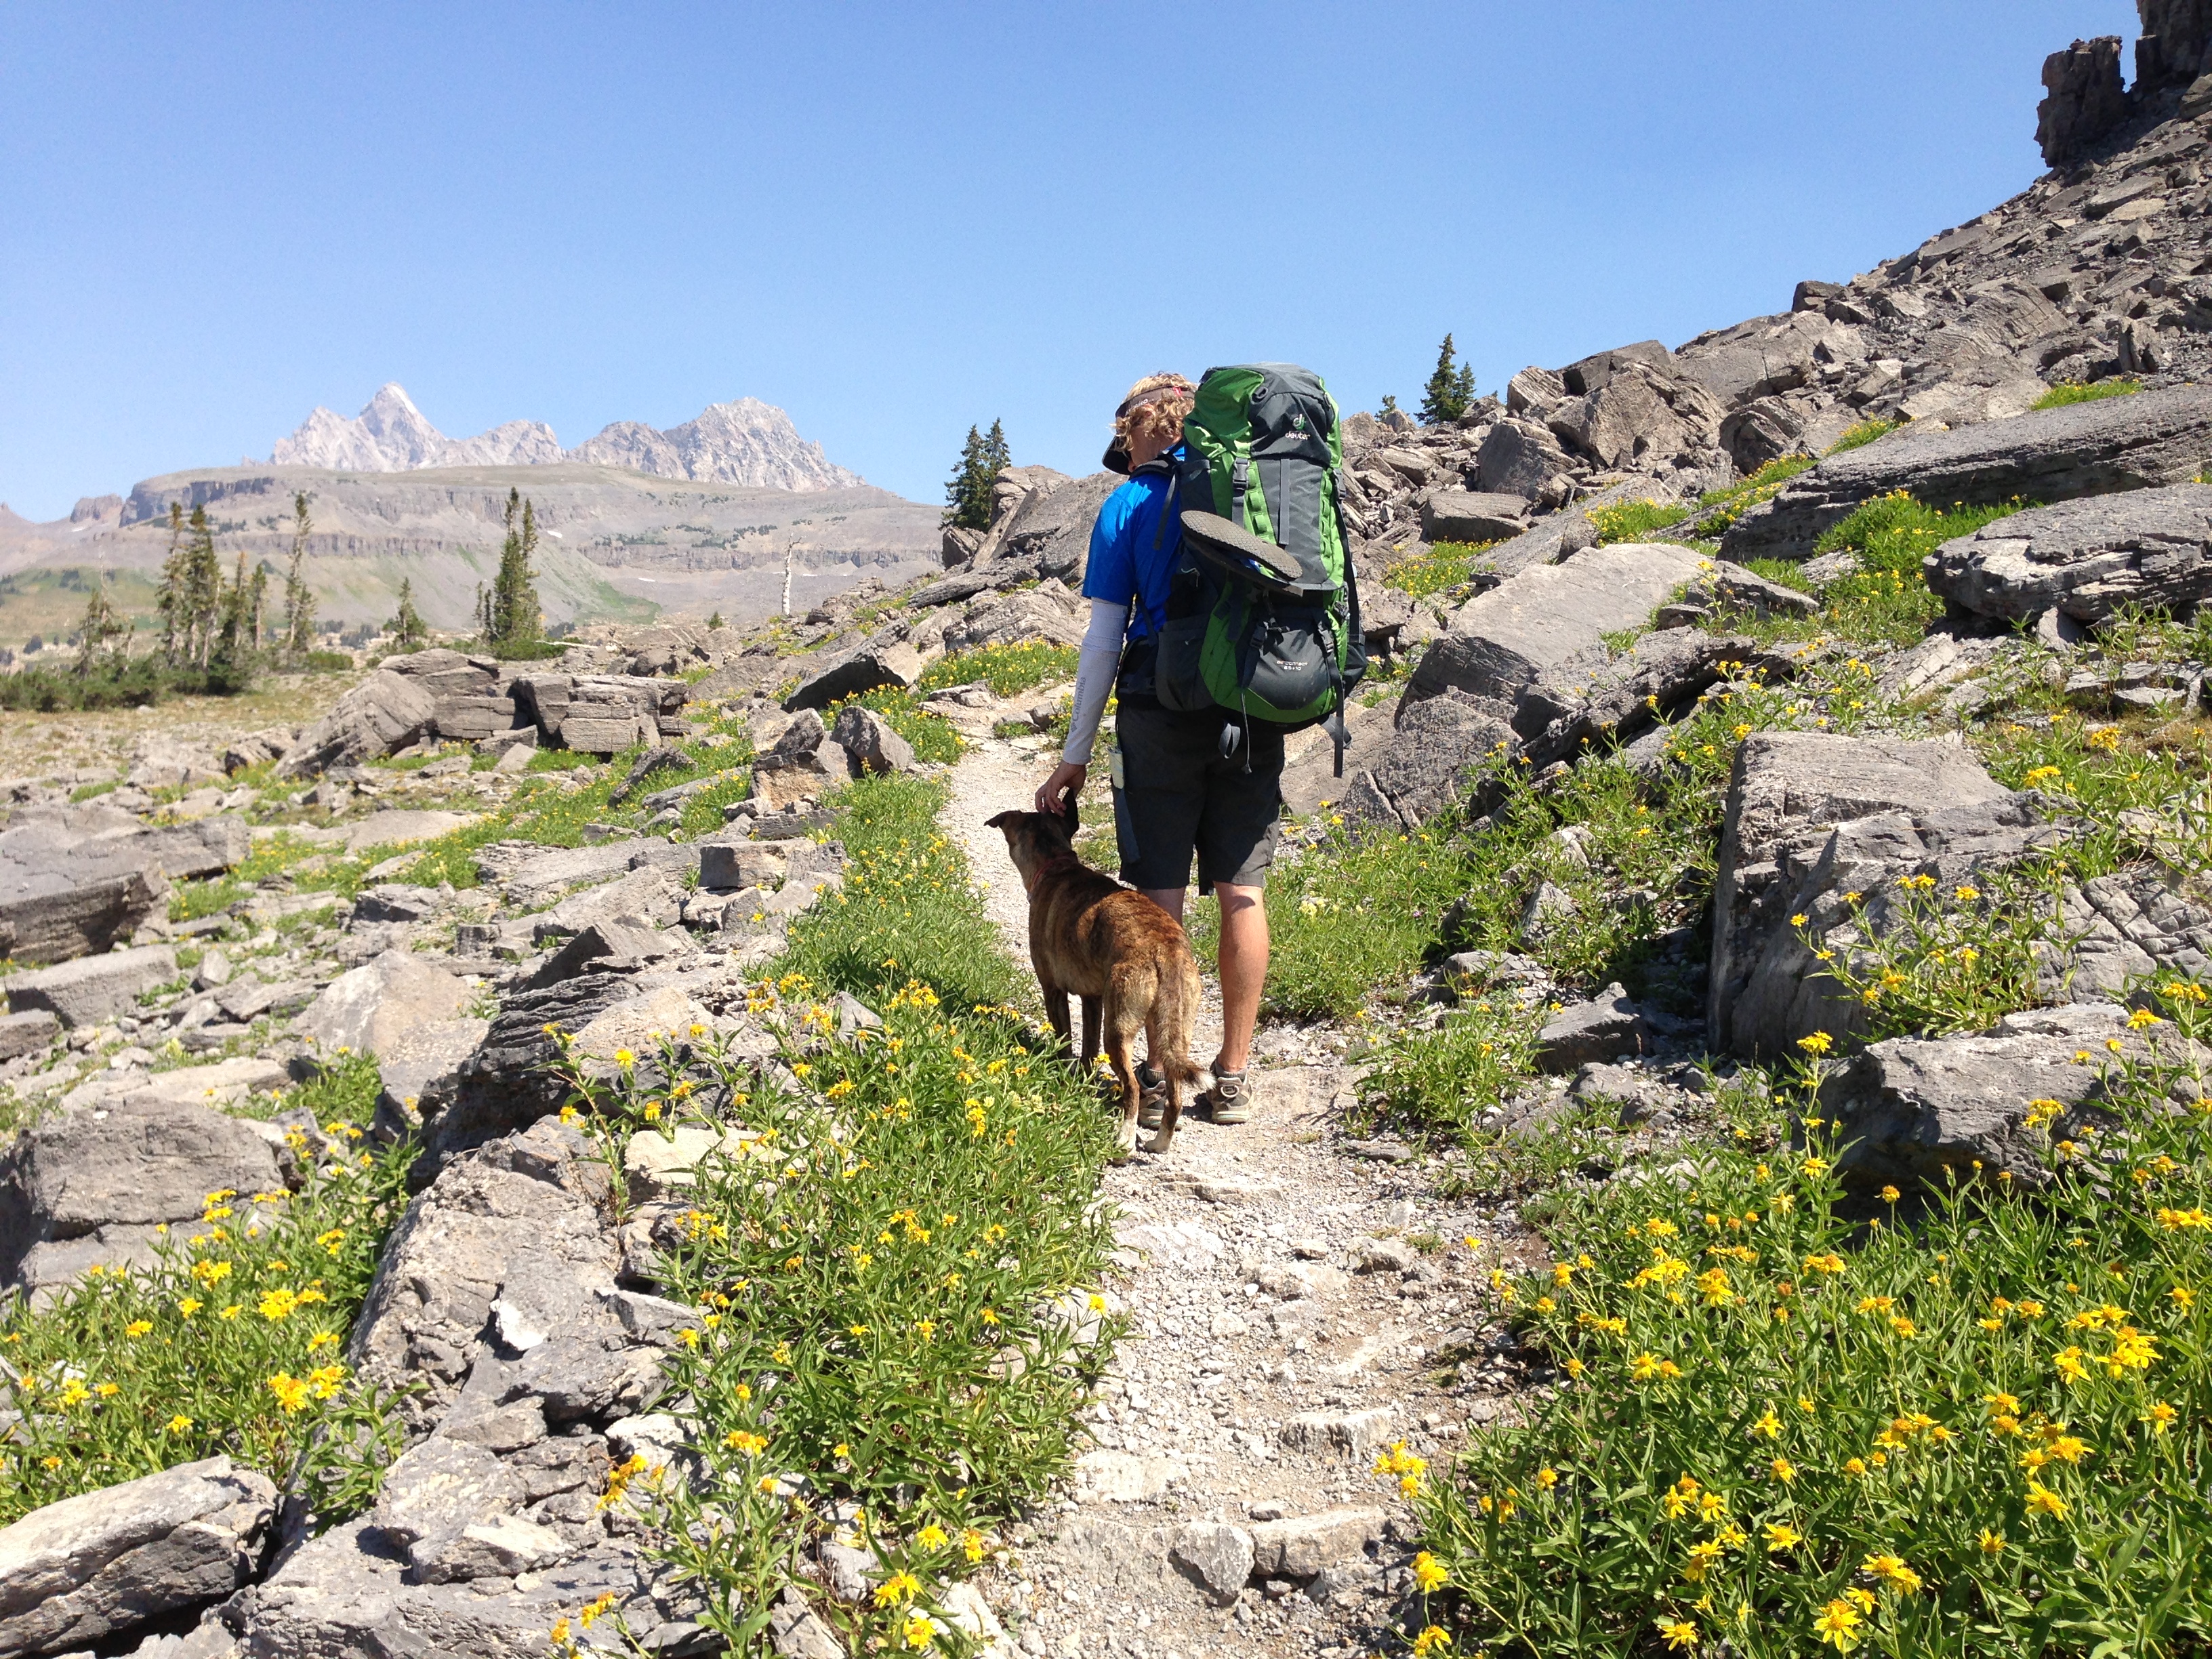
1204,1065,1254,1125
1136,1062,1167,1130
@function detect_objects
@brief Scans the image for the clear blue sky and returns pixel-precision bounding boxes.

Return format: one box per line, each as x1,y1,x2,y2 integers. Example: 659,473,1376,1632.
0,1,2141,522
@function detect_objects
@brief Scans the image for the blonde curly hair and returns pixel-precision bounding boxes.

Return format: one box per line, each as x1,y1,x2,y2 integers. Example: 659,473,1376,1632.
1114,372,1195,455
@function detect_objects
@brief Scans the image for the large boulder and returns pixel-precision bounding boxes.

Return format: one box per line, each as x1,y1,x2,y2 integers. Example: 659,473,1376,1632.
1820,1017,2156,1192
830,703,916,775
941,587,1086,654
2038,35,2130,165
1708,733,2009,1057
0,1094,287,1297
1341,692,1515,831
344,809,478,856
278,670,438,777
295,949,475,1060
1406,541,1711,710
1474,417,1576,504
783,638,930,712
1720,792,2070,1061
1671,311,1862,409
1546,362,1723,471
975,470,1119,578
0,818,175,966
1418,491,1530,546
1719,385,2212,563
0,1456,276,1658
1515,628,1755,770
1925,484,2212,626
2,943,176,1028
381,647,501,699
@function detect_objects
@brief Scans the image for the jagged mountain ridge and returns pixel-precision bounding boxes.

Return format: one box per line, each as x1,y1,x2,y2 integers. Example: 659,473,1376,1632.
270,383,862,491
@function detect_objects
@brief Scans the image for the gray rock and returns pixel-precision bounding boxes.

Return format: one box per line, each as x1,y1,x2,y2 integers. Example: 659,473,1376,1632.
943,586,1087,654
1340,691,1514,830
1506,364,1567,416
371,1018,491,1143
431,697,519,741
972,472,1118,577
371,1435,525,1555
1561,340,1673,396
1418,491,1529,545
1407,541,1711,708
1247,1507,1385,1578
1547,363,1723,472
0,817,172,966
0,1456,275,1659
1536,983,1652,1072
1672,311,1852,408
2038,35,2129,165
492,840,642,907
830,703,916,775
1926,485,2212,626
697,839,794,891
1708,733,2007,1056
1518,881,1580,947
295,949,474,1061
0,1093,287,1296
783,638,929,712
0,1008,58,1060
527,917,678,989
1170,1521,1256,1605
1719,385,2212,564
277,670,438,777
2,943,176,1029
531,866,678,939
1516,627,1755,770
1349,1237,1416,1274
1277,1408,1395,1458
770,1586,848,1658
1820,1029,2146,1191
1474,417,1575,503
607,744,691,806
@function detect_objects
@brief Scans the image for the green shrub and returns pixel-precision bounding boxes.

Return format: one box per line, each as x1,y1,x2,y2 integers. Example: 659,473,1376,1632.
0,657,250,712
1590,500,1691,546
0,1057,415,1525
1359,998,1542,1147
917,642,1080,699
2032,379,2144,411
1413,1011,2212,1658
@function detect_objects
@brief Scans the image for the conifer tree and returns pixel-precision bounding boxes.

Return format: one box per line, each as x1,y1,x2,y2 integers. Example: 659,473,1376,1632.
209,551,252,678
75,577,129,676
283,492,316,661
1419,334,1477,425
390,577,428,649
707,611,723,631
157,503,190,663
485,489,541,652
183,506,222,668
249,564,270,650
941,422,1008,531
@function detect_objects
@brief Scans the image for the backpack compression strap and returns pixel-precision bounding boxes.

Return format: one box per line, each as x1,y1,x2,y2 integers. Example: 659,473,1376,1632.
1324,469,1364,779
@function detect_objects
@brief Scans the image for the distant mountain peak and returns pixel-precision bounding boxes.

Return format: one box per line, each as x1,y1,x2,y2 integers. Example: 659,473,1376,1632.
267,384,859,490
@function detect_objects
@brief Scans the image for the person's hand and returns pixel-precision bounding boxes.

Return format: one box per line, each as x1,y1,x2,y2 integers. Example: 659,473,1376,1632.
1036,761,1086,817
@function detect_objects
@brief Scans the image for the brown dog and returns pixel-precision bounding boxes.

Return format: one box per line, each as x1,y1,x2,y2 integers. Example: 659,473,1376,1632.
985,804,1204,1158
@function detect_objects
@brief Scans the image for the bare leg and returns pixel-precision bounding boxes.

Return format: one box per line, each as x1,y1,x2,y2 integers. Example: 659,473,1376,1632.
1211,881,1268,1074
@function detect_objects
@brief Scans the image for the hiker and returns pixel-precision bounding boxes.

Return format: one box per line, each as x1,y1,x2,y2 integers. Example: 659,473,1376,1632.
1033,371,1275,1127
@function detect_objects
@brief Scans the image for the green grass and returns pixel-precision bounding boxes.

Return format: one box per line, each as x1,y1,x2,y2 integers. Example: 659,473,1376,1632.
2032,379,2144,411
1826,417,1906,455
1190,821,1481,1021
1591,500,1693,546
916,641,1080,700
1679,455,1820,541
1412,1016,2212,1658
830,689,962,766
1801,491,2028,647
1389,541,1502,604
0,1057,415,1526
549,772,1120,1652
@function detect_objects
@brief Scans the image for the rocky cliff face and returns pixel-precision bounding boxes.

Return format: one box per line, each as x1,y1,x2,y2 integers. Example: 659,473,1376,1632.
269,384,860,491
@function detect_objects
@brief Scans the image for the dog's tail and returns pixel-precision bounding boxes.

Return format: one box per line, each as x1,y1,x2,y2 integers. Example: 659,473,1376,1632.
1149,945,1208,1086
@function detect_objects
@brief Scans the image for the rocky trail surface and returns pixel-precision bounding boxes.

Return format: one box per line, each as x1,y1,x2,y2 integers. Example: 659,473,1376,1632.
938,735,1534,1659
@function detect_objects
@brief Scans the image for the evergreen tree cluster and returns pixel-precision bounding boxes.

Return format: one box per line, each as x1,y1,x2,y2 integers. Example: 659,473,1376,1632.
476,488,544,655
1420,333,1477,425
942,419,1010,531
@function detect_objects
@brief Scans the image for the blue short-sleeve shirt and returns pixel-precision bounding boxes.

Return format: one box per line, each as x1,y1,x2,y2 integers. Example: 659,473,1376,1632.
1080,449,1185,643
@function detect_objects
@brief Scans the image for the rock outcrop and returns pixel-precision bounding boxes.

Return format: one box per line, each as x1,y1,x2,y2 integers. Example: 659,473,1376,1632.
1926,483,2212,624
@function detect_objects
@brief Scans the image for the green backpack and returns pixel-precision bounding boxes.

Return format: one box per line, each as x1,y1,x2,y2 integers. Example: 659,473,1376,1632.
1152,363,1366,771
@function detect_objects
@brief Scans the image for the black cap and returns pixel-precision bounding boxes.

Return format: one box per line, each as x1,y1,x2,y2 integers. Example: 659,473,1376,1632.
1102,441,1132,476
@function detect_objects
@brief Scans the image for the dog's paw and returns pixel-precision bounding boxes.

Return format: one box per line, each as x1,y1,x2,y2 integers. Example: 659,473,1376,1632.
1144,1129,1176,1155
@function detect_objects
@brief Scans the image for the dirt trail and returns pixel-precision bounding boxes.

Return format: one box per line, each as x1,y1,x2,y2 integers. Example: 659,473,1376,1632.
937,735,1519,1659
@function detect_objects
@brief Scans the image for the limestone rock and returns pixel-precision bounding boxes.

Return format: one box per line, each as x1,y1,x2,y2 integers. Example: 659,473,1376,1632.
278,670,438,777
296,949,474,1061
1340,691,1513,830
783,638,928,712
1418,491,1529,545
1474,417,1575,503
344,809,477,856
0,1093,287,1296
1248,1507,1385,1578
1407,541,1712,708
2039,35,2129,165
830,703,916,775
1708,733,2009,1057
0,1008,58,1061
0,817,172,966
1719,386,2212,564
1536,984,1653,1072
0,1456,274,1659
1926,484,2212,626
1170,1521,1255,1605
2,943,176,1028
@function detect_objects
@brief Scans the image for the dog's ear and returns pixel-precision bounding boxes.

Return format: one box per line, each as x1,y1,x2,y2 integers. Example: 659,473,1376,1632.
1063,795,1080,832
984,810,1023,832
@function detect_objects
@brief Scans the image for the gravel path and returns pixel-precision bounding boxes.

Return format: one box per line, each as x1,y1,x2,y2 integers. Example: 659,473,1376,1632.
937,735,1534,1659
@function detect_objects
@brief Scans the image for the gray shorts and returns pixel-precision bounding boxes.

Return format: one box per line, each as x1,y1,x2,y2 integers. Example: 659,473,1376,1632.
1113,701,1284,894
